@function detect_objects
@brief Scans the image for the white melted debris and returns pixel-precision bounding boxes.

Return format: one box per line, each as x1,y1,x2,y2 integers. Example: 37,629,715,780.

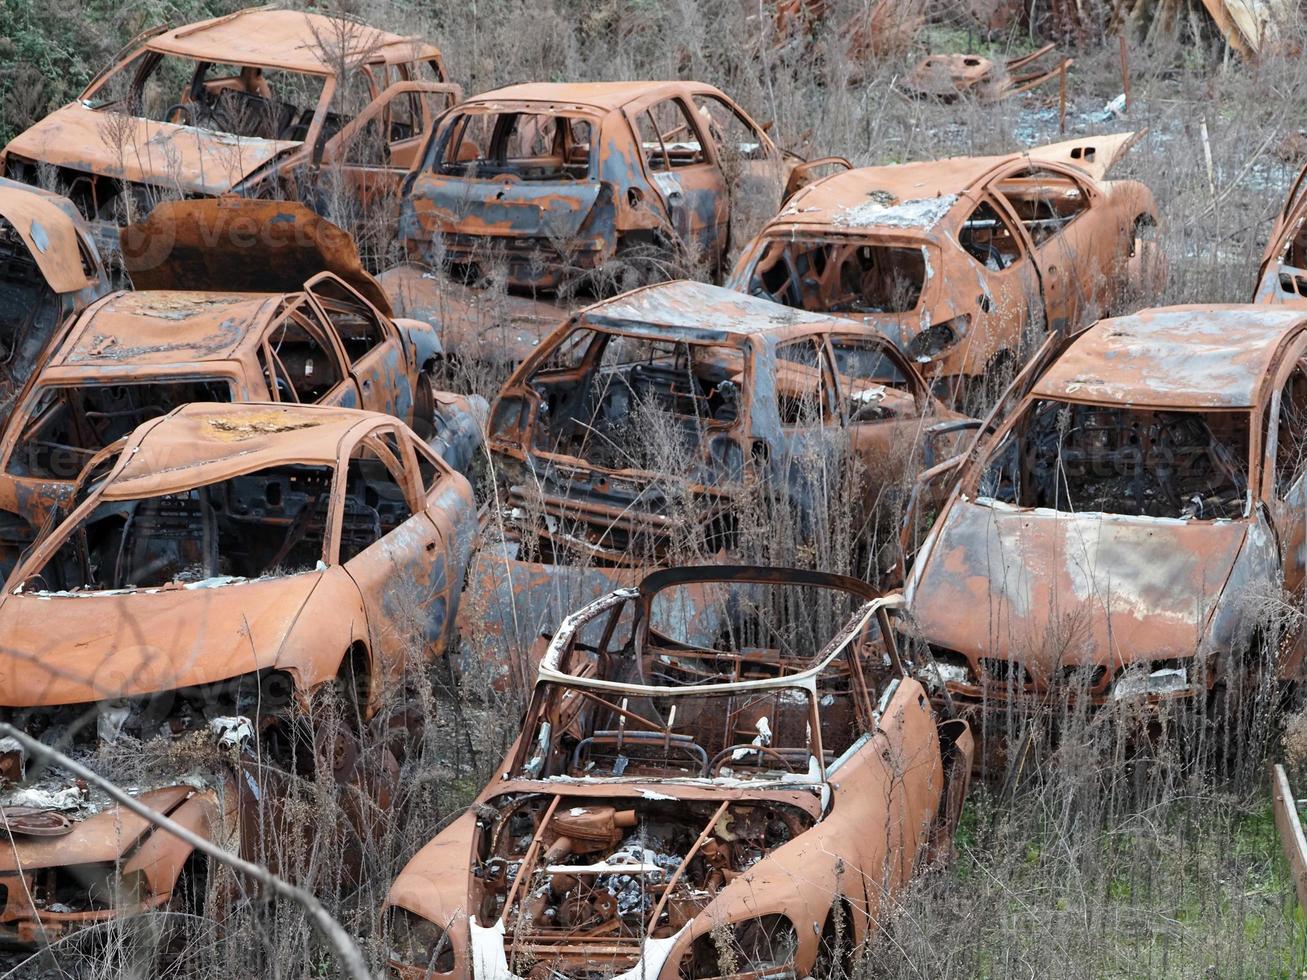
830,194,957,231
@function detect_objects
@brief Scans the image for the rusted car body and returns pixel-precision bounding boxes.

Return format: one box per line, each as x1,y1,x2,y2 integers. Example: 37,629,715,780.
0,279,482,571
465,279,964,686
398,81,847,294
0,401,476,940
1255,160,1307,305
726,132,1164,392
0,198,480,571
902,305,1307,709
0,179,111,410
0,9,459,240
385,566,972,980
900,44,1073,103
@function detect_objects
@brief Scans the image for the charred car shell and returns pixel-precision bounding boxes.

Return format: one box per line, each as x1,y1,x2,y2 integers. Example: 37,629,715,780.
903,305,1307,706
0,402,476,711
1256,159,1307,306
0,9,457,240
399,81,847,295
726,132,1164,391
466,279,964,686
385,566,972,980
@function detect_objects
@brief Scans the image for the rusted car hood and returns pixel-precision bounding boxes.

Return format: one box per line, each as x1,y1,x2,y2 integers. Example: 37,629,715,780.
0,785,194,872
0,573,322,706
907,498,1249,667
6,104,298,195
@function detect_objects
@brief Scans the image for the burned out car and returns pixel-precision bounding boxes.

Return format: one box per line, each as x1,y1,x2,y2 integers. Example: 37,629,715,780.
0,401,475,712
0,9,459,240
398,81,847,294
0,179,112,409
1256,159,1307,305
385,566,972,980
0,401,477,941
726,132,1164,393
466,280,964,684
903,305,1307,707
0,199,482,571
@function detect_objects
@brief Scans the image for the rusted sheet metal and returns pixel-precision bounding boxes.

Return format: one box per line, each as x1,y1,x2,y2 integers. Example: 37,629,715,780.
380,262,570,368
1256,160,1307,306
903,305,1307,707
0,180,111,417
0,401,476,707
1195,0,1295,59
727,132,1164,389
1272,764,1307,912
387,567,972,979
145,8,444,74
0,9,451,231
121,198,392,315
400,80,846,295
901,44,1073,104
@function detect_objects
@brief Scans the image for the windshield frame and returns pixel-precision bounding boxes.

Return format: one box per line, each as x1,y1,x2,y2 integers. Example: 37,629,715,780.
965,392,1258,522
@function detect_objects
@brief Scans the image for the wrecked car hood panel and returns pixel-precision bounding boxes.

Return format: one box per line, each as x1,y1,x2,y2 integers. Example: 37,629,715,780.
0,785,193,871
1021,130,1143,182
7,104,298,195
908,499,1248,666
0,573,322,706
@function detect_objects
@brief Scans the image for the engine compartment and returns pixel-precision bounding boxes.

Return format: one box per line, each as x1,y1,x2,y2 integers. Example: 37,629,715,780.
472,795,813,969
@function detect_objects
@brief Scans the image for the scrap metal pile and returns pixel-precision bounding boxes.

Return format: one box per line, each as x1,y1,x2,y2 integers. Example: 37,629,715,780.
0,3,1302,976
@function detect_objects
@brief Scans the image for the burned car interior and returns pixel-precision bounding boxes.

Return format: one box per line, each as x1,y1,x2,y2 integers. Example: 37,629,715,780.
517,576,888,783
467,572,900,958
521,329,745,470
433,109,595,179
21,442,415,592
745,239,928,314
977,398,1252,520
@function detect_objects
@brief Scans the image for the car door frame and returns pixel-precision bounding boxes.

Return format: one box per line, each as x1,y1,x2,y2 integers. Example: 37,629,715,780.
317,81,464,197
331,421,448,692
981,159,1105,334
256,296,359,408
623,91,728,266
304,271,415,422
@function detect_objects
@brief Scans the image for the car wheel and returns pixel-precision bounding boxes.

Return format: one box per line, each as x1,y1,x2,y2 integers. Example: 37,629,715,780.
812,902,855,980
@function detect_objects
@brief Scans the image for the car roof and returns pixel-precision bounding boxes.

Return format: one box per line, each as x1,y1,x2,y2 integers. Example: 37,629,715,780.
49,291,278,369
576,280,875,343
1032,305,1307,409
463,81,708,112
770,157,1007,235
146,8,441,75
107,402,388,499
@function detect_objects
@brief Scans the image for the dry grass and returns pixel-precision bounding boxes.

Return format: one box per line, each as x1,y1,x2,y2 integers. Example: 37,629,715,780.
5,1,1307,978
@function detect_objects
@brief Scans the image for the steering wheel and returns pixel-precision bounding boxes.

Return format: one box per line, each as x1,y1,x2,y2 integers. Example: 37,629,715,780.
707,743,797,776
164,103,194,126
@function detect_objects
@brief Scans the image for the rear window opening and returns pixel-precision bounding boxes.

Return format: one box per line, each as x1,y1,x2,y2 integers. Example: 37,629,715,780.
434,110,594,180
522,328,744,472
8,380,234,480
24,463,336,592
747,239,927,315
978,400,1251,520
